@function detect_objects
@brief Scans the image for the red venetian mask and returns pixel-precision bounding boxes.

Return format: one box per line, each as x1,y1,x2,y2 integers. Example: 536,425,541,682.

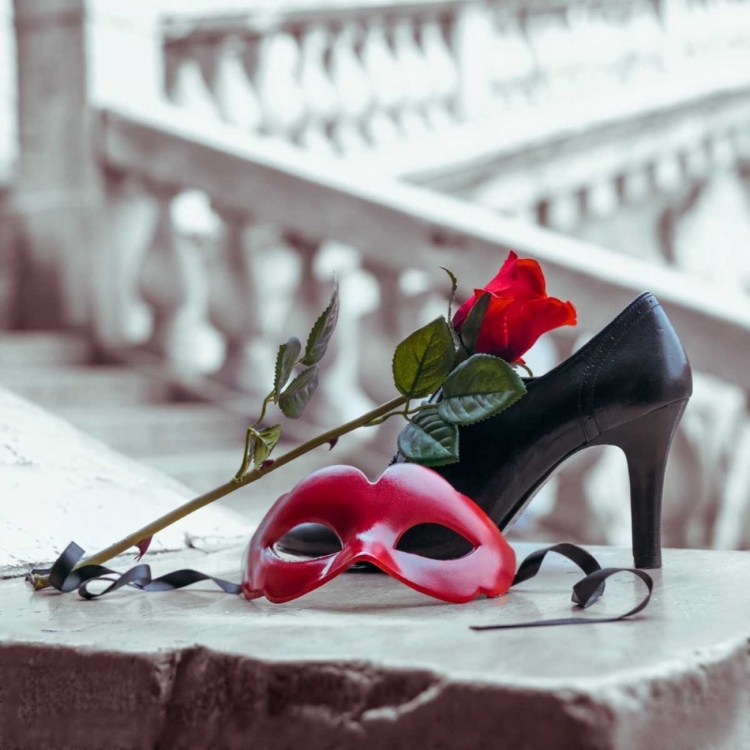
242,463,516,604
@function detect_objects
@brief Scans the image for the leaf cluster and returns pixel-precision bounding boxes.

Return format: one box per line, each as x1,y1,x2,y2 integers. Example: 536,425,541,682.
274,278,339,418
235,280,339,480
393,270,526,467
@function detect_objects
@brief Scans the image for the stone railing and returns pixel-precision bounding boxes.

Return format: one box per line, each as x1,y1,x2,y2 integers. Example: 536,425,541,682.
160,0,750,229
9,0,750,550
97,104,750,385
94,101,750,550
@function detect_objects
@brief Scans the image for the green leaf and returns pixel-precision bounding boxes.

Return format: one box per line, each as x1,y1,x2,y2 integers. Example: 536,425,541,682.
459,292,491,354
392,317,455,399
301,279,339,366
252,424,282,468
279,365,320,419
437,354,526,425
273,337,302,401
397,410,459,467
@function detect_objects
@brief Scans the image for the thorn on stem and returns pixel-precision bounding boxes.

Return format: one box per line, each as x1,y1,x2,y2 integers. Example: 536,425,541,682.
135,536,153,561
328,438,338,451
260,459,276,470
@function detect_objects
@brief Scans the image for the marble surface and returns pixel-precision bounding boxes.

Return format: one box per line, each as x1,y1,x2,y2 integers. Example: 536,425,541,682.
0,387,252,576
2,543,750,749
2,385,750,748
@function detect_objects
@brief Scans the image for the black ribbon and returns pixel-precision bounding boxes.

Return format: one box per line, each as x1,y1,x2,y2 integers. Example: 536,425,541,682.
471,542,653,631
27,542,241,599
29,541,652,629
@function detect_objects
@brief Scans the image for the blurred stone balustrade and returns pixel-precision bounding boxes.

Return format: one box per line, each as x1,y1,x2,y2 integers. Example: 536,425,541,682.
0,0,750,551
160,0,750,245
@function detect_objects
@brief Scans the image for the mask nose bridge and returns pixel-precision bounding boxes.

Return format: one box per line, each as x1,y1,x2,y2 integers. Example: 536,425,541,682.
268,473,370,548
376,467,487,550
352,536,399,571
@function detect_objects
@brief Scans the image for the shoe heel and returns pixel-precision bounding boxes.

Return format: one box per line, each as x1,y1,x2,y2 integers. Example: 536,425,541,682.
598,399,688,569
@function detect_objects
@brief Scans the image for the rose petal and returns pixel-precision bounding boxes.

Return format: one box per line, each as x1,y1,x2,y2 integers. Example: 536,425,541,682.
478,298,576,362
483,253,546,301
513,259,547,299
452,290,482,330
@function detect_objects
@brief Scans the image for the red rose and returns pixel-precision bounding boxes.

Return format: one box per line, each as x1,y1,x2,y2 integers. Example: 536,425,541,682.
453,251,577,363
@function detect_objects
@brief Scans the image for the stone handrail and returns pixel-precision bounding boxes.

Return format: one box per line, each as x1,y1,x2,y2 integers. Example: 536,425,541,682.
97,102,750,393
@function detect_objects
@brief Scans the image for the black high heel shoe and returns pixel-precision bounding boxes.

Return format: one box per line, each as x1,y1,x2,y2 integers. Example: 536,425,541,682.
278,292,692,569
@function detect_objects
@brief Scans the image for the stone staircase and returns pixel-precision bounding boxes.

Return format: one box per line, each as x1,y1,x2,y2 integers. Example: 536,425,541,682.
0,331,375,522
0,332,249,494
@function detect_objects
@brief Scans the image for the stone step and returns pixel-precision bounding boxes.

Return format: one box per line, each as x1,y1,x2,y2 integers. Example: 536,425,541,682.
0,387,252,578
0,365,171,407
55,404,249,456
0,332,92,366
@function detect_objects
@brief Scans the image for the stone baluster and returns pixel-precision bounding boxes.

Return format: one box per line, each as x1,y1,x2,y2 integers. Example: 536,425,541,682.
166,41,222,120
623,2,666,80
298,25,340,154
560,7,609,105
391,17,432,139
621,165,653,203
685,141,711,178
452,4,498,120
360,20,405,149
139,188,225,376
654,153,684,192
279,232,330,428
562,5,598,90
737,127,750,161
358,260,405,406
318,243,380,426
93,173,159,349
709,132,737,169
543,192,583,231
208,210,271,394
685,0,702,56
489,11,538,112
282,235,379,433
328,22,373,155
209,36,263,132
586,178,621,219
420,17,459,129
254,29,306,140
596,7,631,88
713,412,750,548
707,0,732,57
697,0,719,58
660,0,692,68
211,222,304,396
526,11,575,105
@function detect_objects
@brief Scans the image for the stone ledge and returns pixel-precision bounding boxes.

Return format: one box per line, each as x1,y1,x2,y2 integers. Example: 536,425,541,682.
0,387,251,577
2,544,750,749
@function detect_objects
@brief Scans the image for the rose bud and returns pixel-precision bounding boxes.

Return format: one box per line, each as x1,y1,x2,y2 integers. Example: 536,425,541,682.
453,251,577,363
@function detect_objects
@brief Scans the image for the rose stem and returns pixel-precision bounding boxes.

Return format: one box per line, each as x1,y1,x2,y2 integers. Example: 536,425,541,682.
33,394,408,588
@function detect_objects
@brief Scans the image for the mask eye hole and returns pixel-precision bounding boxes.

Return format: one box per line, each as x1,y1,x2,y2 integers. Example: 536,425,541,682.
396,524,475,560
274,522,342,560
